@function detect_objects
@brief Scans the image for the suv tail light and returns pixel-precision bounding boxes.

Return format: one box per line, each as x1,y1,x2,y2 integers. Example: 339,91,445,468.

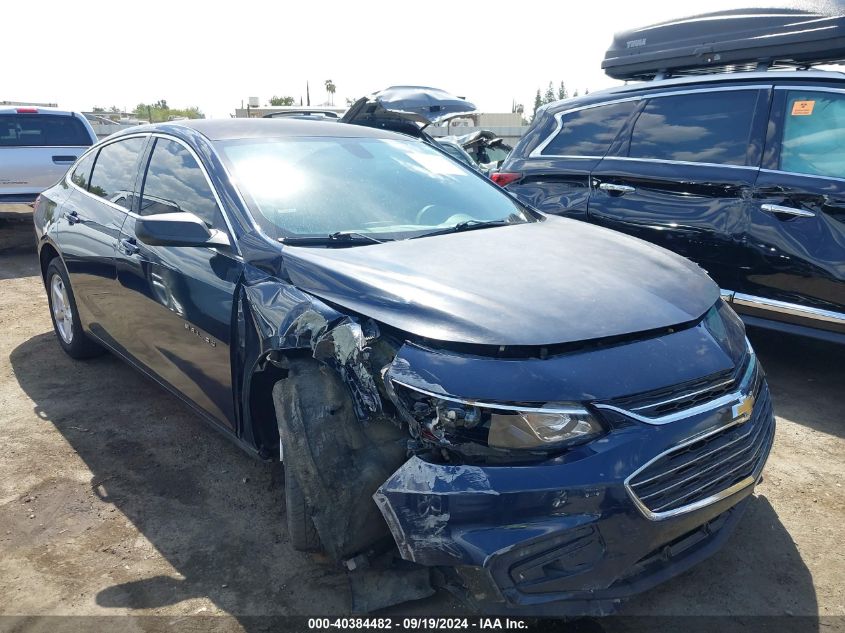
16,107,38,114
490,172,522,187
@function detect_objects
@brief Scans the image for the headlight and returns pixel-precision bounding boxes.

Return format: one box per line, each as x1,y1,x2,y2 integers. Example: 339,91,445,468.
488,407,603,450
388,380,604,452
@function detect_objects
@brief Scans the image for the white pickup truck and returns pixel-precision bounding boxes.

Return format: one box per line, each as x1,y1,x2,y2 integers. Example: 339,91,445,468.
0,107,97,218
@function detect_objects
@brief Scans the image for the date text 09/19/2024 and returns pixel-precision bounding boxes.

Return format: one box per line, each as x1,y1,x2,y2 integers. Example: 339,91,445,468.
307,618,529,630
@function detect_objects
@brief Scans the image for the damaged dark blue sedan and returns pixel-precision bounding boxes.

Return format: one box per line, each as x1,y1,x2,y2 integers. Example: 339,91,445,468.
33,118,774,614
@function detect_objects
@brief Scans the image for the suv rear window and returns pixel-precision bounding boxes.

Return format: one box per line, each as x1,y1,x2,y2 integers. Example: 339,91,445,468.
541,101,637,157
627,90,758,166
0,114,92,147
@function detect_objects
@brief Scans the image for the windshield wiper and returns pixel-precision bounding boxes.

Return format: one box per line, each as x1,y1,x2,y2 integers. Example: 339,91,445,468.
279,231,388,247
330,231,385,244
410,219,514,240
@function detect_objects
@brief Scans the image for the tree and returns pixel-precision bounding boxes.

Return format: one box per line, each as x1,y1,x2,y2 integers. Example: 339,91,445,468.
269,95,295,106
324,79,336,106
92,106,105,113
133,101,204,123
512,102,524,115
558,81,568,101
544,82,555,105
345,96,358,105
533,89,543,114
572,89,580,98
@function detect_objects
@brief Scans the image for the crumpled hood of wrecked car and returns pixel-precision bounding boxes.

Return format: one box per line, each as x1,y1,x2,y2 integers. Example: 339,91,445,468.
280,216,719,347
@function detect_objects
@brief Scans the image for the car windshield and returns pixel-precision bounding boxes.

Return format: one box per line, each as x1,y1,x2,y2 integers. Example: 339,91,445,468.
216,136,534,242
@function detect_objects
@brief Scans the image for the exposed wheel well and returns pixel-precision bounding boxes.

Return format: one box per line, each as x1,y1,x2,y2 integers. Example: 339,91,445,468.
248,361,286,459
246,351,312,460
39,243,60,285
248,349,328,459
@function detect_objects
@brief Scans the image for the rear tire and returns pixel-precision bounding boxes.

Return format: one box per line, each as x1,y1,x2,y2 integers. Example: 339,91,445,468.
284,465,322,552
45,258,104,359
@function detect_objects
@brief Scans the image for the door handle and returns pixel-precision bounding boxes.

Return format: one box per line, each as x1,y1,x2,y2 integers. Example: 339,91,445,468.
120,237,140,255
760,203,815,218
599,183,636,195
52,155,77,164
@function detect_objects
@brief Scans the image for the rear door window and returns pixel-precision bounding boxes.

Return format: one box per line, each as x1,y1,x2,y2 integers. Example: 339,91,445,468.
627,90,759,166
88,137,146,209
540,101,637,157
0,114,92,147
139,138,224,228
780,90,845,179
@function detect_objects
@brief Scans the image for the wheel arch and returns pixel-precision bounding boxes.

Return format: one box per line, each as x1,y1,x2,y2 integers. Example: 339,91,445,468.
38,241,61,286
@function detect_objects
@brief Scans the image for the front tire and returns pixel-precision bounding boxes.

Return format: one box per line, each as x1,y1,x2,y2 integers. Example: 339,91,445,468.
284,466,322,552
45,258,103,359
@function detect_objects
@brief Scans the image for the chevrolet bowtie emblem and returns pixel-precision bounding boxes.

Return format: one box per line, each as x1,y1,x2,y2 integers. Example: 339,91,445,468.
731,394,755,423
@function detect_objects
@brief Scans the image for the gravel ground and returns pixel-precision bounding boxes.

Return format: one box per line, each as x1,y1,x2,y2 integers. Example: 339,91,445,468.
0,226,843,632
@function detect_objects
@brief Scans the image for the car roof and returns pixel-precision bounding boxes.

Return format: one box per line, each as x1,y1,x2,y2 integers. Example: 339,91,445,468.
542,68,845,114
0,106,83,117
113,118,416,142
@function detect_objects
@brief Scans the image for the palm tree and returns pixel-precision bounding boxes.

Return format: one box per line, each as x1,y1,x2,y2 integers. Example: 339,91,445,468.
324,79,336,106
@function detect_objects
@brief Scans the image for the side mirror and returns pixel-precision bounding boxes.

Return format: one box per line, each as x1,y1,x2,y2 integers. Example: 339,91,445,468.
135,212,230,248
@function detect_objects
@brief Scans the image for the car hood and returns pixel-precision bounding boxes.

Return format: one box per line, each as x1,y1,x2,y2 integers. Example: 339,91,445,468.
341,86,477,126
280,217,719,347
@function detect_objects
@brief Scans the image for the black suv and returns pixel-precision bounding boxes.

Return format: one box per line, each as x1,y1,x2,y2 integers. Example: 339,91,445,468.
497,10,845,344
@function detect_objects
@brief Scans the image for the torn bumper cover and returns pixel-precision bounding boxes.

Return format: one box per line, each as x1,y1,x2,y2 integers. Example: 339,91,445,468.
372,331,775,612
373,449,761,612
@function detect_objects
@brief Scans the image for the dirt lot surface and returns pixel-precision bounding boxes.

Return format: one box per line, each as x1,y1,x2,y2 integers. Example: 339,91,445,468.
1,225,843,632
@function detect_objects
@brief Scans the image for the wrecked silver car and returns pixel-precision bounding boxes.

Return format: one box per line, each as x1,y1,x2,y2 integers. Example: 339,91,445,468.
342,86,481,170
443,130,513,173
34,117,774,615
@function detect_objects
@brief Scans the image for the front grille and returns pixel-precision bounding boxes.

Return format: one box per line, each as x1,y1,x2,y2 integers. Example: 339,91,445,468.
627,386,774,519
610,350,752,419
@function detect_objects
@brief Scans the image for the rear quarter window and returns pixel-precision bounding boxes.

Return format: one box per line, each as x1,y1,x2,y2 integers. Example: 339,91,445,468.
0,114,92,147
70,152,97,189
540,101,637,157
780,90,845,179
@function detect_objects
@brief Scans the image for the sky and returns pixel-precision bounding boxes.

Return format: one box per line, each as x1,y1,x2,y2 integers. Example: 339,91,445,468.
4,0,836,118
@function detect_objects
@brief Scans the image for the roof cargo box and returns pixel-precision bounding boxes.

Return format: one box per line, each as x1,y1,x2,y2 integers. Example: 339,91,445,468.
603,7,845,81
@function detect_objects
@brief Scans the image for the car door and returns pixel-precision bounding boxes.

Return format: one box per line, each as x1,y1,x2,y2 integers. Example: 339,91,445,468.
739,86,845,335
114,135,241,429
587,87,770,292
60,135,147,345
505,100,639,219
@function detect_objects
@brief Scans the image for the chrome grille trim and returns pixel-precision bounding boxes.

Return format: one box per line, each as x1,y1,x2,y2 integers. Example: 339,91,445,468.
595,341,757,426
625,388,774,521
645,432,762,506
631,418,757,487
628,376,736,413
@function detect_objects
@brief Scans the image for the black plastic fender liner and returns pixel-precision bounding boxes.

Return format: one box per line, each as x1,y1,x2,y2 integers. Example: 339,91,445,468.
272,359,408,561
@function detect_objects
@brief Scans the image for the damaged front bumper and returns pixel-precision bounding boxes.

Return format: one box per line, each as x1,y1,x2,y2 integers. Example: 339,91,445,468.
373,349,774,613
